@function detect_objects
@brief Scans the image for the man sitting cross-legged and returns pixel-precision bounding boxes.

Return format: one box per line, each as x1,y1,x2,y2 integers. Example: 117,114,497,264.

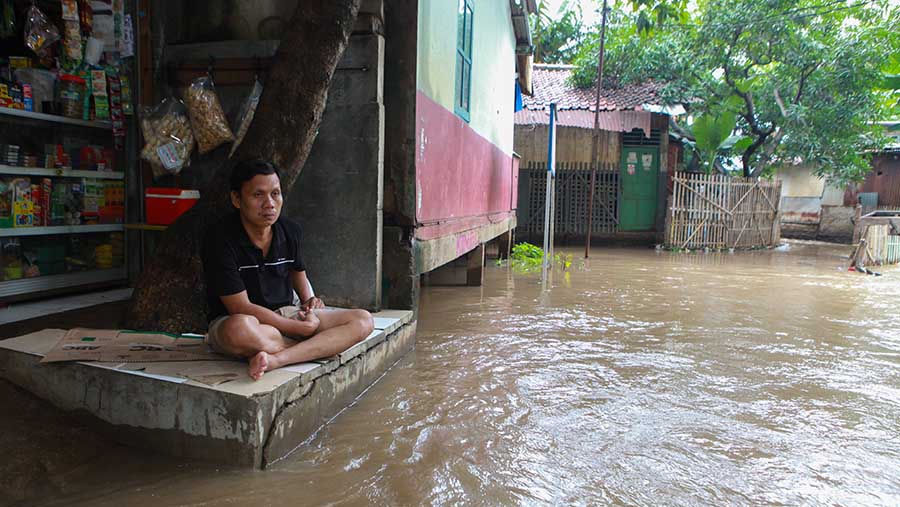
201,159,374,380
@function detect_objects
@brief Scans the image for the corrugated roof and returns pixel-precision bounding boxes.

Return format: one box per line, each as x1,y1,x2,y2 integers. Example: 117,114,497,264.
514,109,653,137
521,64,667,114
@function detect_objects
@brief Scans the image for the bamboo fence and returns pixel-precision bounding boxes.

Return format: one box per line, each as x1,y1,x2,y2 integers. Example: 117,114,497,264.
852,224,900,267
665,173,783,250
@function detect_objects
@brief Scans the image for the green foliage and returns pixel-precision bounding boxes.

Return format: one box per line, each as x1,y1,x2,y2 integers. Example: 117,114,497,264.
625,0,690,34
531,0,586,64
507,242,573,273
571,0,900,184
877,54,900,116
511,242,544,264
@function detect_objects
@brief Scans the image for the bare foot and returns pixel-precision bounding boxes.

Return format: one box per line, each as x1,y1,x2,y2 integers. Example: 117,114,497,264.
249,351,270,380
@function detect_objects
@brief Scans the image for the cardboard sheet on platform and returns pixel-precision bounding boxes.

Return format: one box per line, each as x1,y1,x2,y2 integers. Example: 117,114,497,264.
40,328,230,363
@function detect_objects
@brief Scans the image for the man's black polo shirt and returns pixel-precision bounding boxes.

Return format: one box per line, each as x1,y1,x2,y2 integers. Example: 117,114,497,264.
201,212,306,322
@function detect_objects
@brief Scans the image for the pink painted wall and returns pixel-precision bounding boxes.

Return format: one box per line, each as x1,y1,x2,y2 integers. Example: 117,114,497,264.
414,91,517,237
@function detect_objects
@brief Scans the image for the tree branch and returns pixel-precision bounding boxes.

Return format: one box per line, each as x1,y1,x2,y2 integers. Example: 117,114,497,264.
126,0,363,332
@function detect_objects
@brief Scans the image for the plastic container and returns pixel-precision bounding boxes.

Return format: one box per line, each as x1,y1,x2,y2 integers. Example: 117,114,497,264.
145,188,200,225
58,74,86,118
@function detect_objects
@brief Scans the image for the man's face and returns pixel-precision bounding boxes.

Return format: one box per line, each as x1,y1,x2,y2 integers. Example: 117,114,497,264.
231,173,283,228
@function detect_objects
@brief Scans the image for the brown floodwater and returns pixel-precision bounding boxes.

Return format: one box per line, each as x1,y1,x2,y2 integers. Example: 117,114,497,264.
8,241,900,506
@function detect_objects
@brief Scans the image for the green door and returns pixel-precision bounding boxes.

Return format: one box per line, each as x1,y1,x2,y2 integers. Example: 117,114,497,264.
619,147,659,231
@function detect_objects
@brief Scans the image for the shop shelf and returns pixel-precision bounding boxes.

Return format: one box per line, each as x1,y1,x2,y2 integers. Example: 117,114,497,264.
0,267,126,299
0,224,124,237
0,107,112,129
0,164,125,180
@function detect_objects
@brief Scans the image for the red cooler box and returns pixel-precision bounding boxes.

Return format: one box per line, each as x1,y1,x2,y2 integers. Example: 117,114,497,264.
145,188,200,225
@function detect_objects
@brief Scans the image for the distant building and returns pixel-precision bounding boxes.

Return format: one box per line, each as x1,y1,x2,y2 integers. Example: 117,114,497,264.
513,64,684,241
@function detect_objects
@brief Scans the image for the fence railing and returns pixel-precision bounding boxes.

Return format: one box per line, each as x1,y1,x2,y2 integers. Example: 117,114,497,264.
853,223,900,267
666,173,782,249
521,162,619,240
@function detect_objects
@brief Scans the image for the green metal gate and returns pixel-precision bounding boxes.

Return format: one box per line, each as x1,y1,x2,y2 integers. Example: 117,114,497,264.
619,146,659,231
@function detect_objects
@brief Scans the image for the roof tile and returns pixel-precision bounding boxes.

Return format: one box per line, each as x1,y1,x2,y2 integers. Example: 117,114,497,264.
523,64,666,112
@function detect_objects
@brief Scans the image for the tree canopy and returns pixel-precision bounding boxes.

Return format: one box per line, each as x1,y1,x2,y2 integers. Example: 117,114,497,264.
530,0,586,63
569,0,900,182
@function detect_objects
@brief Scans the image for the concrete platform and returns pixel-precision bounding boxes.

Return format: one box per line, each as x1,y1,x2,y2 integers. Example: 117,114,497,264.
0,310,415,469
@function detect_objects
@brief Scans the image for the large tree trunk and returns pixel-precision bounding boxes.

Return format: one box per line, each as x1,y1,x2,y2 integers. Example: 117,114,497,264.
126,0,362,333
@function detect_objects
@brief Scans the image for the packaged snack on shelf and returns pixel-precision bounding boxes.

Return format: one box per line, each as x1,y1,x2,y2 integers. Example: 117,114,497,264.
11,178,33,227
14,68,56,113
230,77,263,158
62,0,79,21
78,69,92,120
59,74,86,119
9,56,31,69
79,0,93,33
50,182,66,225
24,5,60,54
65,180,83,225
31,182,42,226
120,74,133,115
0,81,25,110
108,72,125,149
81,178,102,224
184,75,234,154
140,97,195,177
40,178,51,226
91,69,109,120
0,177,11,228
63,20,83,63
23,83,33,111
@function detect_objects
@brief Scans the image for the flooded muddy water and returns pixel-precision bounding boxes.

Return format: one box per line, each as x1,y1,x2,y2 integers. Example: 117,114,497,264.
8,241,900,506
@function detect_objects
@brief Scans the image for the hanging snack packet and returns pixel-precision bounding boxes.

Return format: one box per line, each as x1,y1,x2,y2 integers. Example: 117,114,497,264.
183,76,234,154
24,5,60,54
91,69,109,120
140,97,195,178
61,0,79,21
229,77,263,158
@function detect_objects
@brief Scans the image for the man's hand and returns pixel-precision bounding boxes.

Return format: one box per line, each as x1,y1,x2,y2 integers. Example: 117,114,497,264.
303,308,321,335
302,296,325,311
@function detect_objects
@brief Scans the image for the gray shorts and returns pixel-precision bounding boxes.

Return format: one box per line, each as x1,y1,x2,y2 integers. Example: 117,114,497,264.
205,305,301,355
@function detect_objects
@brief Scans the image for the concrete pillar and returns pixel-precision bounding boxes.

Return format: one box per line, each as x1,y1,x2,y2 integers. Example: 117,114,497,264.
497,229,513,259
286,30,385,310
466,243,485,286
381,0,418,310
382,225,418,311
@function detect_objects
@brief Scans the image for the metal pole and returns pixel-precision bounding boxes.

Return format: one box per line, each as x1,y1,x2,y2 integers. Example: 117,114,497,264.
549,173,556,266
542,169,552,282
585,0,609,259
542,103,558,284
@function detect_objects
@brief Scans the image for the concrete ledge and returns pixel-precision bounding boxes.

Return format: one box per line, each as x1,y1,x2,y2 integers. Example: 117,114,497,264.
414,215,516,274
0,310,414,468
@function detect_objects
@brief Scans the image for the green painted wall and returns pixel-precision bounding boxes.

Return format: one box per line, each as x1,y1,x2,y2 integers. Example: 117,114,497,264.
416,0,516,154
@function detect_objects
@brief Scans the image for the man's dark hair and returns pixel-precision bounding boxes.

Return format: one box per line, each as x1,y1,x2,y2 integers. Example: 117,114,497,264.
229,160,281,193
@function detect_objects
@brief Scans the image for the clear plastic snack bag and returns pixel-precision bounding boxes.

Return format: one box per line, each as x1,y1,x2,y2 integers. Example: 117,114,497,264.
140,97,196,178
24,5,60,54
184,76,234,155
229,77,263,158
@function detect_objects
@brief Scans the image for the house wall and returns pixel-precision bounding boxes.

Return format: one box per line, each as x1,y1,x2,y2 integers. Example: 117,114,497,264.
776,164,825,225
861,153,900,207
774,164,858,241
416,0,515,154
777,163,826,197
412,0,518,272
513,125,619,167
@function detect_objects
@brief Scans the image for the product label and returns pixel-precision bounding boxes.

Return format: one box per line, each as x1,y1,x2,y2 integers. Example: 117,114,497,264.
156,142,181,171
